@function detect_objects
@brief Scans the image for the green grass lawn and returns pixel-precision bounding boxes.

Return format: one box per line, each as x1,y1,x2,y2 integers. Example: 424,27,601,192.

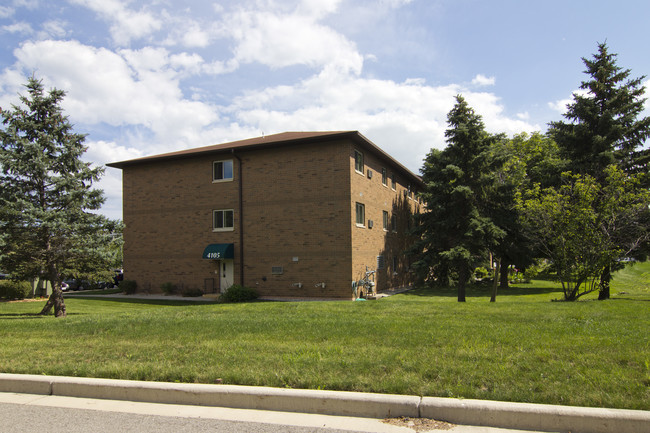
1,262,648,410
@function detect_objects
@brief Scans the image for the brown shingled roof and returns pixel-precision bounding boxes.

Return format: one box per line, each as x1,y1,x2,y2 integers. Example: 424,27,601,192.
106,130,422,185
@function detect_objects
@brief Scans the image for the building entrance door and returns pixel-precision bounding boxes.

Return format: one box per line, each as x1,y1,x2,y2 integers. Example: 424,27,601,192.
220,259,234,292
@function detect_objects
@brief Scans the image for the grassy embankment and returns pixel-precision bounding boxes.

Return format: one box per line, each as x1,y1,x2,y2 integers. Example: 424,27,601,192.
1,262,648,410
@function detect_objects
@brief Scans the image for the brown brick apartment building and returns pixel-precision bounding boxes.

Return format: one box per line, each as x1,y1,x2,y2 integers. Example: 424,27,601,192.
107,131,423,299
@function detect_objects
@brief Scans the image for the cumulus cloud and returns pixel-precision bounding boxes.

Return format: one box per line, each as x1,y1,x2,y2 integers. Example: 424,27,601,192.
472,74,496,86
69,0,162,45
216,4,363,75
9,40,217,154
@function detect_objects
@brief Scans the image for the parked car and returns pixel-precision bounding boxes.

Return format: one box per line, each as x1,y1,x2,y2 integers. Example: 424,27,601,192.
64,279,82,290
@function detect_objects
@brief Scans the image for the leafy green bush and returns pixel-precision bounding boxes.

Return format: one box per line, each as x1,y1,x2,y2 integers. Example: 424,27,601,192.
0,280,31,300
161,282,176,295
219,284,259,303
121,280,137,295
474,267,490,280
182,287,204,297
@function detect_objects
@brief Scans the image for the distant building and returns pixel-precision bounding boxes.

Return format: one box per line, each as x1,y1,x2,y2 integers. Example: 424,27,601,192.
107,131,423,299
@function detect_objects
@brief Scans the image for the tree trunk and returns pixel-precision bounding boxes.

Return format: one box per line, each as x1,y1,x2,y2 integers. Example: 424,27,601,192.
490,258,500,303
457,268,467,302
598,264,611,300
499,259,510,289
39,282,66,317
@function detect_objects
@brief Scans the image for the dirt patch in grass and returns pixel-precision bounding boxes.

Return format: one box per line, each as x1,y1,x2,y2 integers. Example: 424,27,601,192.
382,417,455,431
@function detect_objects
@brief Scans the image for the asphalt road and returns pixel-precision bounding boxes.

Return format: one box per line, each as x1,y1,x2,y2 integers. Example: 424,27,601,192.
0,402,365,433
0,393,541,433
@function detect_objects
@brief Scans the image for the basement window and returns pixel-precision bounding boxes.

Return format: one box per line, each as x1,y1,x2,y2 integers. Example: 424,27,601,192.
272,266,284,275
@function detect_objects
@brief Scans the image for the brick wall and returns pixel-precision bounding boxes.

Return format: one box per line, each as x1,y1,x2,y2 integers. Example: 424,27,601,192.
348,143,421,293
121,136,420,299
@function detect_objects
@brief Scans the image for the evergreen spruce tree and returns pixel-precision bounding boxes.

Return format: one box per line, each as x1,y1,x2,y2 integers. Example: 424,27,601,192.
549,42,650,299
413,95,504,302
549,42,650,183
0,76,117,317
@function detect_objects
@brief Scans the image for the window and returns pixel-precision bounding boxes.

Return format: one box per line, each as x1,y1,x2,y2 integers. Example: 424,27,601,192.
213,209,234,231
391,214,397,232
381,168,387,186
213,160,234,182
383,211,389,231
271,266,284,275
354,150,364,174
391,173,396,190
355,202,365,226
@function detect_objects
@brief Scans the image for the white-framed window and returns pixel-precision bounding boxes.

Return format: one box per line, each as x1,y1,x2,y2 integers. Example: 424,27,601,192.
381,168,387,186
213,160,234,182
355,202,365,227
391,214,397,232
383,210,389,231
354,150,364,174
213,209,234,231
391,172,396,190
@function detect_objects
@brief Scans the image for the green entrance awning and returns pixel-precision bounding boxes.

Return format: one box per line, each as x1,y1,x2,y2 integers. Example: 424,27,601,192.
202,243,234,260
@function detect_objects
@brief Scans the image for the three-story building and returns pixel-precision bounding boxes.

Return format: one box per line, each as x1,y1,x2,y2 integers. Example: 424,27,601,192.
107,131,423,299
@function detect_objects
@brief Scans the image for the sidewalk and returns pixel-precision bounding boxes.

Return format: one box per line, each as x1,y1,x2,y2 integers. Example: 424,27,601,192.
1,373,648,433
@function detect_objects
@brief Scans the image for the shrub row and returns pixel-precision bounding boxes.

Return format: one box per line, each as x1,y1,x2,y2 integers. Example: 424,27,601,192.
119,279,258,302
0,280,31,300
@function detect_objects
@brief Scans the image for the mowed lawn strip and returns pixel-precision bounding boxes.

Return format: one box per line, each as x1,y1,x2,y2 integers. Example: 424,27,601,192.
1,263,648,410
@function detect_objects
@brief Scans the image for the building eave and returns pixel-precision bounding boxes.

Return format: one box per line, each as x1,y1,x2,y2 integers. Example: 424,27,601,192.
106,130,423,186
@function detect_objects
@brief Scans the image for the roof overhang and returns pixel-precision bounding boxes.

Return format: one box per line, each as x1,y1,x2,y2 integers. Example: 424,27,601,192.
107,131,423,187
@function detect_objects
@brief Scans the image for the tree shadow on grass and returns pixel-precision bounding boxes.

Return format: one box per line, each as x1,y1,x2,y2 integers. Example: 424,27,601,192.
402,283,561,298
0,312,82,319
67,297,217,307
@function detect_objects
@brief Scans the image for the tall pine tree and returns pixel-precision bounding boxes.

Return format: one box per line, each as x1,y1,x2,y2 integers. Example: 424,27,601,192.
549,42,650,181
549,43,650,299
413,95,504,302
0,76,117,317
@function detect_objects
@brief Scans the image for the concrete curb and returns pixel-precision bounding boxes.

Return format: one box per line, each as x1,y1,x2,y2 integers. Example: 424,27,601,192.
1,373,648,433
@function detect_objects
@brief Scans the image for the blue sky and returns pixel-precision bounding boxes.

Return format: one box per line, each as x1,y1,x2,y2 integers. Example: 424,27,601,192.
1,0,649,220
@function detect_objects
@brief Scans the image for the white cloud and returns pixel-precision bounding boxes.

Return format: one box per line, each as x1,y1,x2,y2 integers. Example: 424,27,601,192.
9,40,218,154
230,71,537,172
69,0,162,46
40,20,68,38
472,74,495,86
0,6,15,18
2,21,33,35
548,88,589,113
217,5,363,75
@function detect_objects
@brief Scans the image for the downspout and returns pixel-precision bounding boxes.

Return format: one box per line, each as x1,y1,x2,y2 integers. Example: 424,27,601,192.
231,150,245,286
